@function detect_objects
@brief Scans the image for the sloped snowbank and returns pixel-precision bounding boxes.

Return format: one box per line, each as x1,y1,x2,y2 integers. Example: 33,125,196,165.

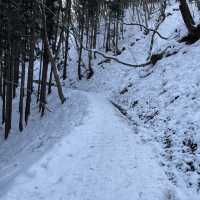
109,4,200,199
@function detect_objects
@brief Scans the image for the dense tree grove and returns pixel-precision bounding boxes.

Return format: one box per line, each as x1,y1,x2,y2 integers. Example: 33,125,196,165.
0,0,199,139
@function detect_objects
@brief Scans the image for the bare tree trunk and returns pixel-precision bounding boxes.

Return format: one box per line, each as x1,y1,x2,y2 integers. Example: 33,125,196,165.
42,3,66,105
179,0,200,43
179,0,195,33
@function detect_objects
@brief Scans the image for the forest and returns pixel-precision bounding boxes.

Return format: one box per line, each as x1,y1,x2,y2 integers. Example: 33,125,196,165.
1,0,200,199
0,0,171,138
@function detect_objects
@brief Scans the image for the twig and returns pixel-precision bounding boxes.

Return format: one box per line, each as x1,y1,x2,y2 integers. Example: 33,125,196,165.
123,22,169,40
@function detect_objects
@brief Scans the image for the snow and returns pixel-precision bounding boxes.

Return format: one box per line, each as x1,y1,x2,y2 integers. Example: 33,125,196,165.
0,92,174,200
0,89,89,199
1,1,200,199
68,2,200,198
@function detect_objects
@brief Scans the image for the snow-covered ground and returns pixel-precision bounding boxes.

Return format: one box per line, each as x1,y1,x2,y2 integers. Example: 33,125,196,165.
0,92,175,200
69,2,200,198
1,1,200,200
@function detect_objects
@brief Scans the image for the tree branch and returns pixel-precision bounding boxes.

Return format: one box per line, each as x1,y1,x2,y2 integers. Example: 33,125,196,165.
123,22,168,40
84,47,151,68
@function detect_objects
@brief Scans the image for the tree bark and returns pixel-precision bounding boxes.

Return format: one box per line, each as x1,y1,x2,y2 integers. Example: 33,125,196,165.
179,0,196,34
179,0,200,43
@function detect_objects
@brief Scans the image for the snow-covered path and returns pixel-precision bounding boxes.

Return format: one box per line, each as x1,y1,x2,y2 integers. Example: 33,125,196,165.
0,92,172,200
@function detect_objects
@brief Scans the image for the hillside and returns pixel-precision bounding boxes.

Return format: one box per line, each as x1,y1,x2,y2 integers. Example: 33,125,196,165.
1,1,200,200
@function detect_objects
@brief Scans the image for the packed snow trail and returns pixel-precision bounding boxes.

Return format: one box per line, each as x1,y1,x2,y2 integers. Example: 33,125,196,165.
0,92,173,200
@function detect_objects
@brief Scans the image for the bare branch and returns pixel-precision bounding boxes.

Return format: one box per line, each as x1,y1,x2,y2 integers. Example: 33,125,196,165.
84,47,151,68
123,22,168,40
